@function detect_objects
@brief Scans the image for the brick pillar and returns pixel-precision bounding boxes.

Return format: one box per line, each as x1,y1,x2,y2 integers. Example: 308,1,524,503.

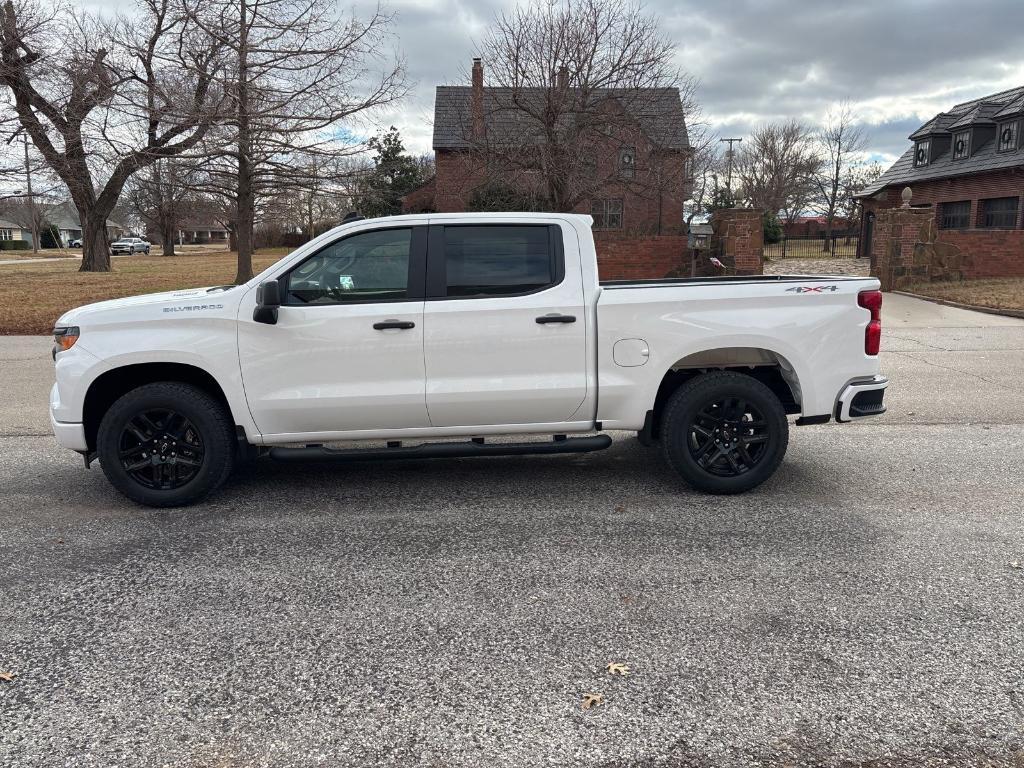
709,208,764,275
870,207,933,291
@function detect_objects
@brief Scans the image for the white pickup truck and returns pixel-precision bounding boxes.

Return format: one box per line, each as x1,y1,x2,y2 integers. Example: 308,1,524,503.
50,213,887,507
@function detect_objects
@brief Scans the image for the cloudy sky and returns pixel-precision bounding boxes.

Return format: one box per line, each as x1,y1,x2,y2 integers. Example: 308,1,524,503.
362,0,1024,167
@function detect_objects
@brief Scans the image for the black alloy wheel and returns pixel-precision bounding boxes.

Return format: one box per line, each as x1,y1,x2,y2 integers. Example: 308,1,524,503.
686,397,769,477
118,408,205,490
661,371,789,494
97,382,236,507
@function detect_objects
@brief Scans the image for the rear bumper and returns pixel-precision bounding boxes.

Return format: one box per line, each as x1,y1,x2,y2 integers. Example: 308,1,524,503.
835,375,888,422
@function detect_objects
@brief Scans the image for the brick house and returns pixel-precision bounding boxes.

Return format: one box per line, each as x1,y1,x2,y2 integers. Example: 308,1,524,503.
856,86,1024,279
407,58,692,245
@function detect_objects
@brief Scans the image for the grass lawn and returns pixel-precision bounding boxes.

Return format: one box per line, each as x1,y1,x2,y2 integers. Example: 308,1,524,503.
904,278,1024,313
0,249,76,260
0,248,288,334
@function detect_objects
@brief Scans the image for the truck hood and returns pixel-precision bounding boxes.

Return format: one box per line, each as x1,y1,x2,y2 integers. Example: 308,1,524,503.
56,285,241,326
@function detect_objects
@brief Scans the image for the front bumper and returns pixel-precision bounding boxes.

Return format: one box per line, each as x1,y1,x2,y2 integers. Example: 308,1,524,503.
50,408,88,451
835,375,888,422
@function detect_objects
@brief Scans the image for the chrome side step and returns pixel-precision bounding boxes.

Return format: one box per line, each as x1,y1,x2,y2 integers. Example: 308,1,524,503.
268,434,612,463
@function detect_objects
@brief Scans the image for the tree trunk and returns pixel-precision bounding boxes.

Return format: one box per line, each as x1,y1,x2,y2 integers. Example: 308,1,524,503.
162,224,176,257
79,215,111,272
228,225,238,252
233,0,254,285
235,159,255,283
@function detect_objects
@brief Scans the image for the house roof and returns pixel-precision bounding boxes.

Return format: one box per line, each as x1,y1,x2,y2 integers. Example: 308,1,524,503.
42,201,124,230
0,218,21,230
432,86,690,151
859,85,1024,197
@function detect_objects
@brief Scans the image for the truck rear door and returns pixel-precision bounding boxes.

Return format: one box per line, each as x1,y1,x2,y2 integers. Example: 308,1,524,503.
422,222,588,427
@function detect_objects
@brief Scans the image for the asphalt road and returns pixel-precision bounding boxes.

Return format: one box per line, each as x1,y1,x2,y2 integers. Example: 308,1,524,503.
1,295,1023,767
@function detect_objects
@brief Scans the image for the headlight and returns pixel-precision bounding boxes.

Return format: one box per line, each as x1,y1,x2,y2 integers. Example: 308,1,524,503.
52,326,80,360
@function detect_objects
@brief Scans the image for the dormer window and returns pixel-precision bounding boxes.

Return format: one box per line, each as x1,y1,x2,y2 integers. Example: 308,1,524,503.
998,121,1018,152
952,130,970,160
914,140,930,167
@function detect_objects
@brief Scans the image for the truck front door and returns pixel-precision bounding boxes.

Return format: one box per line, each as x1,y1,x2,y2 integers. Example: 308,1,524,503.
238,225,430,438
422,222,588,427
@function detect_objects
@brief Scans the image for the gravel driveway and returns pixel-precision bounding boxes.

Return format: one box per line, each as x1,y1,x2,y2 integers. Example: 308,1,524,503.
1,295,1023,767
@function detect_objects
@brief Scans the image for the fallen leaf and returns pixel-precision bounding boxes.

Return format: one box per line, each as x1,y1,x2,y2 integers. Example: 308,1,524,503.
1009,562,1023,570
0,671,15,682
614,505,626,513
581,692,604,710
606,662,630,676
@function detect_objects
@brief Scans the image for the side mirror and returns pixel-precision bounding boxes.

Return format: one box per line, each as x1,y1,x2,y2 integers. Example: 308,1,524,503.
253,279,281,325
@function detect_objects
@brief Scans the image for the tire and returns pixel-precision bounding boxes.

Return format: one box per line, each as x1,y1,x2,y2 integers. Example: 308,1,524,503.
96,382,235,507
660,371,789,494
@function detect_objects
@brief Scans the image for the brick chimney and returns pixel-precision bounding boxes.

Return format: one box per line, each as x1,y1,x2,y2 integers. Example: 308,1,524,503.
556,66,568,91
471,57,484,140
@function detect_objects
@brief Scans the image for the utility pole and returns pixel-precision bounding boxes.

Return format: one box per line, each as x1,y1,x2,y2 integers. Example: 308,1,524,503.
719,137,742,195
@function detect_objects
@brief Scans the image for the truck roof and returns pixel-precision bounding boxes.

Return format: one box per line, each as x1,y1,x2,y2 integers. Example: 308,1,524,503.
357,212,595,227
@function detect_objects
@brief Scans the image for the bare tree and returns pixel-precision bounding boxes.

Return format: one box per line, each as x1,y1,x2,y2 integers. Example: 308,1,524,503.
736,120,821,219
0,0,227,271
682,127,720,227
840,160,882,245
190,0,404,283
812,103,865,251
470,0,693,224
125,158,202,255
0,129,60,252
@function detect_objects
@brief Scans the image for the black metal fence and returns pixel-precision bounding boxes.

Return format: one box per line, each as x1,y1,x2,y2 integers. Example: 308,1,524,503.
764,234,861,260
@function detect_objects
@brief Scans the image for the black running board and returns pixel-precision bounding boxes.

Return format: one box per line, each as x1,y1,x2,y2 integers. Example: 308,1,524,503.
268,434,612,463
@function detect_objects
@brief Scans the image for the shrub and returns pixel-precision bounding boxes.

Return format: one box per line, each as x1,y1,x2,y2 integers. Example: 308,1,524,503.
0,239,30,251
762,213,783,244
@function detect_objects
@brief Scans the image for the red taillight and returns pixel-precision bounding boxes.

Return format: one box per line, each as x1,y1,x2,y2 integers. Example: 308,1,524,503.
858,290,882,355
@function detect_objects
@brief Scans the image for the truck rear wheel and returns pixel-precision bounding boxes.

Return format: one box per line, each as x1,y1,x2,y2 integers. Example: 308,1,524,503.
96,382,235,507
660,371,789,494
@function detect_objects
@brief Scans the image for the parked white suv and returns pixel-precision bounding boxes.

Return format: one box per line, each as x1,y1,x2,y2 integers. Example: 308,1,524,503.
50,213,887,507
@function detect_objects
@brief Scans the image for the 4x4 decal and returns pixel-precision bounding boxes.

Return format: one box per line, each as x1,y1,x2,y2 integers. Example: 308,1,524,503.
785,285,839,293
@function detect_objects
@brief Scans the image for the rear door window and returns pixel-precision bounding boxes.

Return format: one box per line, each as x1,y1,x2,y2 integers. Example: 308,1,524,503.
439,225,560,298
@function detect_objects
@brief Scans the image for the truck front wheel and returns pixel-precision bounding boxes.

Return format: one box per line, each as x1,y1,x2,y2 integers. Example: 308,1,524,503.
661,371,789,494
96,382,235,507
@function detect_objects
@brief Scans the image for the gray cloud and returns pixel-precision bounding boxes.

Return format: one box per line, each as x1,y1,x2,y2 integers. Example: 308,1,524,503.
76,0,1024,166
379,0,1024,166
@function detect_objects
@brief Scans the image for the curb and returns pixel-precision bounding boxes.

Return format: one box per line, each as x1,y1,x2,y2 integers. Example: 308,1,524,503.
892,290,1024,319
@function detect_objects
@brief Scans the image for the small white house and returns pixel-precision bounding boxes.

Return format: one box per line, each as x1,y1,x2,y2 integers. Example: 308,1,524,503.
0,218,26,242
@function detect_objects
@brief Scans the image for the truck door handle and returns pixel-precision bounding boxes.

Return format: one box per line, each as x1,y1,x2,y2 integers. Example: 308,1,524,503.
373,320,415,330
536,314,577,324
